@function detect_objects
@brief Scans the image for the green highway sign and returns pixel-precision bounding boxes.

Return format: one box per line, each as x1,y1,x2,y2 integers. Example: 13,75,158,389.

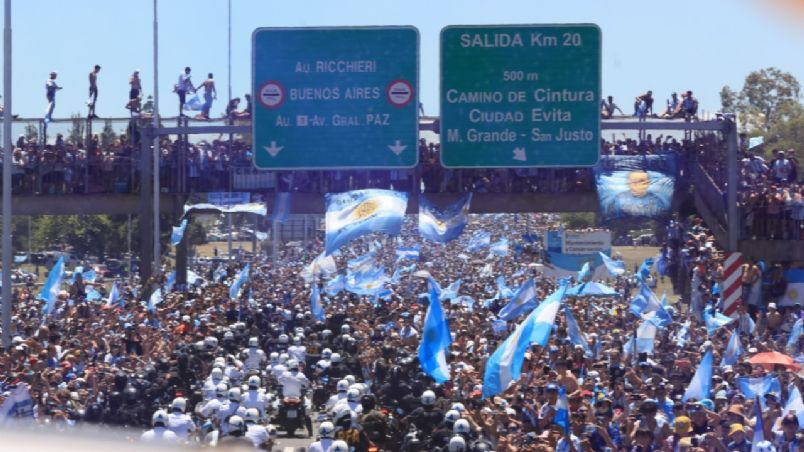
252,27,419,169
440,24,601,168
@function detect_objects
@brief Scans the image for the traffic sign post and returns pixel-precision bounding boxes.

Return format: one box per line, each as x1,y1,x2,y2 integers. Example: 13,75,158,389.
252,27,419,169
440,24,601,168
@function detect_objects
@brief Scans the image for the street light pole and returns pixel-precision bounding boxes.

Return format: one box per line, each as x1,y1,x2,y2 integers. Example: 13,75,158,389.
152,0,160,277
2,0,13,348
228,0,232,103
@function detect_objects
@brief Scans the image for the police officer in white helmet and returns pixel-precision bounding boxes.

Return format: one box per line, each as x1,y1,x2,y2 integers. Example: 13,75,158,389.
141,409,178,443
166,397,196,441
308,421,335,452
243,408,271,449
241,336,266,372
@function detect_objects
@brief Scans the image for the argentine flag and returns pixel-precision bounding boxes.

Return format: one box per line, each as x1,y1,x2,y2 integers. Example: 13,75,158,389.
721,329,743,367
495,275,514,299
310,284,325,322
171,219,189,246
555,386,571,433
624,321,659,358
40,256,65,317
440,278,462,301
325,189,408,255
418,193,472,243
483,283,565,398
466,230,492,253
229,264,251,300
737,375,781,409
780,268,804,307
147,288,162,312
490,238,509,257
497,279,538,321
564,305,592,358
682,348,713,402
781,383,804,429
106,281,121,307
704,305,735,336
418,280,452,383
270,192,291,223
395,246,420,261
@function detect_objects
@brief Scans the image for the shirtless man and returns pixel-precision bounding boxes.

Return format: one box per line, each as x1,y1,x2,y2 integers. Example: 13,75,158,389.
195,73,217,120
88,65,101,119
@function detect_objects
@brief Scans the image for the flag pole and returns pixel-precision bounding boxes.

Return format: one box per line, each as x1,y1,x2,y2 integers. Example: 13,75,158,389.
2,0,13,348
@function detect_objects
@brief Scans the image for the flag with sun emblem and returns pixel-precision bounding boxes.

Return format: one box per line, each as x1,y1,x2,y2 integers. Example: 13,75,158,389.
418,193,472,243
325,189,408,255
780,268,804,307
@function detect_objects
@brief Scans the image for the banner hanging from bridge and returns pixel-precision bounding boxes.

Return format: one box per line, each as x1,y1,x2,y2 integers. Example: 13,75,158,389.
594,155,676,221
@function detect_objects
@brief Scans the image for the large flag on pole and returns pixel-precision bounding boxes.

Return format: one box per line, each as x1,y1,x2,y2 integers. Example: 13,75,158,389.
171,219,189,246
682,348,713,402
721,329,743,367
497,279,538,321
229,264,251,300
418,280,452,383
325,189,408,255
564,305,592,357
40,256,65,317
270,192,291,223
106,281,121,308
310,284,325,322
418,193,472,243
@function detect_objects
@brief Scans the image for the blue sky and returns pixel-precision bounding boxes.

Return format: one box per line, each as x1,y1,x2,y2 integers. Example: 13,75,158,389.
1,0,803,119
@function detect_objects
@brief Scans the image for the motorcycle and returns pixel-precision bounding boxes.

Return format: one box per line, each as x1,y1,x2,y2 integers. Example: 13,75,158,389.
273,395,312,437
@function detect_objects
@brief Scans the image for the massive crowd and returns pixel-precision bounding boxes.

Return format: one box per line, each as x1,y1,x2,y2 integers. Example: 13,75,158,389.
1,212,801,451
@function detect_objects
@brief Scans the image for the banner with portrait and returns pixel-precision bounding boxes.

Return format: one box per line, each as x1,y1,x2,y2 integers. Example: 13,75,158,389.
595,155,676,221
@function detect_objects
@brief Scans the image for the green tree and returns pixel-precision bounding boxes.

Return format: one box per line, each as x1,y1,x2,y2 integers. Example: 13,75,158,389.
100,119,117,148
24,123,38,142
723,67,801,132
67,113,84,145
559,212,597,229
719,85,739,113
186,220,208,246
765,102,804,162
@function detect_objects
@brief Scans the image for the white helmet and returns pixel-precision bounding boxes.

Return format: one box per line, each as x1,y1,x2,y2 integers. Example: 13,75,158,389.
344,375,356,386
347,388,360,403
328,440,349,452
754,441,777,452
337,379,349,392
341,324,351,334
228,387,241,403
171,397,186,413
278,334,289,344
451,402,466,412
453,419,471,434
216,383,229,398
321,329,333,338
421,390,436,406
287,359,299,369
279,353,289,364
248,337,259,347
152,409,168,427
319,421,335,438
204,336,218,349
445,409,460,423
335,406,352,423
448,435,467,452
269,352,279,361
244,408,260,423
330,353,342,363
213,356,226,368
248,375,261,389
228,415,245,432
210,367,223,380
322,348,332,359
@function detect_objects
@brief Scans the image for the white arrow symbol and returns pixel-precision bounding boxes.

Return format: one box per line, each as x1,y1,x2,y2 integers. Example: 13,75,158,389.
263,141,284,157
513,147,527,161
388,140,407,156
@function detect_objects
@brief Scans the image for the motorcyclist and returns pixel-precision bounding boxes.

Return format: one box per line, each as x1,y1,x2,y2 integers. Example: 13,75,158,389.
325,379,350,412
431,409,461,450
216,415,253,448
243,408,271,449
242,375,270,419
242,336,267,372
358,394,390,448
166,397,196,441
307,421,335,452
216,387,245,434
141,409,178,443
202,367,225,400
333,405,370,452
288,334,307,364
403,390,444,436
277,359,313,436
201,382,228,419
332,388,363,417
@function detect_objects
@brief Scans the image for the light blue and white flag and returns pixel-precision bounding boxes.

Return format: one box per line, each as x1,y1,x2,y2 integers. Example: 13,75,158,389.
40,256,65,317
748,136,764,149
788,318,803,351
637,257,654,282
85,286,103,301
482,282,566,399
346,266,389,296
682,348,713,402
704,305,735,336
781,383,804,429
752,396,765,447
147,288,162,312
623,321,659,357
310,284,325,322
495,275,514,299
721,329,743,367
655,251,670,277
490,238,509,257
164,271,176,292
676,321,690,348
780,268,804,307
598,252,625,277
325,273,346,296
466,230,491,253
347,251,377,273
497,279,538,321
106,281,121,307
440,279,462,301
0,382,34,423
452,295,475,312
325,189,408,255
213,264,227,284
418,193,472,243
229,264,251,300
555,386,571,433
270,192,291,223
737,375,781,409
630,283,672,328
564,305,592,358
183,94,204,111
577,261,592,283
183,202,267,217
171,219,189,246
418,280,452,383
395,246,420,262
